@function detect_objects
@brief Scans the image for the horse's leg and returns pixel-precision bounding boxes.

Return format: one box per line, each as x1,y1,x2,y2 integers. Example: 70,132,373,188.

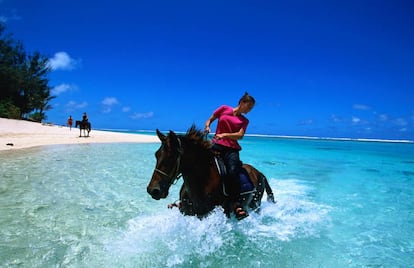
263,174,275,203
177,185,195,216
243,164,275,211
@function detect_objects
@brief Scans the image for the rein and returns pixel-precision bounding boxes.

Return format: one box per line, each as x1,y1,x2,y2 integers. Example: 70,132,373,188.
154,137,183,186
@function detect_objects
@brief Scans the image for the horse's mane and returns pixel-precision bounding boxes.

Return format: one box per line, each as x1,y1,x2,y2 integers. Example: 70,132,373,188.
183,125,211,150
178,125,213,169
179,125,214,196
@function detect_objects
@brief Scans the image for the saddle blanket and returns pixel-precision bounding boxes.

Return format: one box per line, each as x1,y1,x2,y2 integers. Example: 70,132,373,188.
214,156,255,194
239,168,255,194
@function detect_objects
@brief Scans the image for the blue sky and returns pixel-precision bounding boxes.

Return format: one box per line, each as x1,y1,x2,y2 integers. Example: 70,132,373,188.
1,0,414,140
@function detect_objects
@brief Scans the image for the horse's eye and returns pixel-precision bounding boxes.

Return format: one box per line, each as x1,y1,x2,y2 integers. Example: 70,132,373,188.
155,144,167,158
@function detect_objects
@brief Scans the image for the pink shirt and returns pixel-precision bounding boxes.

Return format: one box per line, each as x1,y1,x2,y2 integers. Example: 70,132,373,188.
213,105,249,150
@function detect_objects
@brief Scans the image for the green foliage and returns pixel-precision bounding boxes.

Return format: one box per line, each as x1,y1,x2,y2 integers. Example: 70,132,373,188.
29,112,45,122
0,23,54,121
0,99,21,119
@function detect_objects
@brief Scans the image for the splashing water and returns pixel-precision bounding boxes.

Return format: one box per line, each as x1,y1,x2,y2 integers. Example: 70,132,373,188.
104,179,329,267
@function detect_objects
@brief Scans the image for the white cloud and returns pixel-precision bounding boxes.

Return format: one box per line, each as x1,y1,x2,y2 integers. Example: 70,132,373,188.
298,119,313,125
379,114,388,121
331,114,342,123
102,107,111,113
51,83,76,95
65,101,88,110
48,52,78,71
353,104,371,110
352,117,361,123
101,97,119,106
394,118,407,127
101,97,119,113
122,106,131,112
130,112,154,119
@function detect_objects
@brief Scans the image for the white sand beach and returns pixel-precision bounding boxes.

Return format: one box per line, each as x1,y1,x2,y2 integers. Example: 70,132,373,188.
0,118,159,151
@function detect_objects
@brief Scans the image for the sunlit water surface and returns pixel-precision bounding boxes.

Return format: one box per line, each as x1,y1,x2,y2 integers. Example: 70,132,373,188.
0,136,413,267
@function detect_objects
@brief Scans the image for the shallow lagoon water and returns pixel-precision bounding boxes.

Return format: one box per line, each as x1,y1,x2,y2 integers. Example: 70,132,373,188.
0,136,413,267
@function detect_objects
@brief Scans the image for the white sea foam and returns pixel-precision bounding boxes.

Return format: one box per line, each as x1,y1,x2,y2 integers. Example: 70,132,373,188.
105,178,331,266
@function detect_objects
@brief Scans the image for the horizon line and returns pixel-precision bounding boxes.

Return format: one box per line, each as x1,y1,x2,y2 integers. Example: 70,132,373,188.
97,128,414,144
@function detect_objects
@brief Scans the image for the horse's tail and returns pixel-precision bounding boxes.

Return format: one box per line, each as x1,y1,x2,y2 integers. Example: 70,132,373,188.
260,172,276,203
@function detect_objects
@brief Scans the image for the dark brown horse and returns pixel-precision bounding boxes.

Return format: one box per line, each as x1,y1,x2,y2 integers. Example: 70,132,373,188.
75,120,91,137
147,125,275,219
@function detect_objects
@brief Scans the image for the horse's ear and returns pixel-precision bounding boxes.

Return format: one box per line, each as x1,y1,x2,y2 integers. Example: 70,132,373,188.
169,130,176,137
169,130,179,145
156,129,166,142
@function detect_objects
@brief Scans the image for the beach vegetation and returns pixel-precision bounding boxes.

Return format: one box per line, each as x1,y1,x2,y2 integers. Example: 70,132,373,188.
0,23,54,122
0,99,20,119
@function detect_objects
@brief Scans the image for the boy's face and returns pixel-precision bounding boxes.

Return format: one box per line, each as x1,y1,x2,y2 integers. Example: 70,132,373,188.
241,102,254,114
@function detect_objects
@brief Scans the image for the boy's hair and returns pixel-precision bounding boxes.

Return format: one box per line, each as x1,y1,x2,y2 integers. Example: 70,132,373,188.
239,92,255,105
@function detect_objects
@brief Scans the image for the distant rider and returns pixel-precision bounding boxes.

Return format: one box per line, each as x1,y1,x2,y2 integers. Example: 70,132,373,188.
82,112,88,123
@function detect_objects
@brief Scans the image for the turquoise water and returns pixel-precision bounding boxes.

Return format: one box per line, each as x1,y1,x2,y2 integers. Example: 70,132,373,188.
0,135,413,267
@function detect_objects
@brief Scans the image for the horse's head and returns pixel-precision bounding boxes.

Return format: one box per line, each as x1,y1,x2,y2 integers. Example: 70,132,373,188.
147,129,182,200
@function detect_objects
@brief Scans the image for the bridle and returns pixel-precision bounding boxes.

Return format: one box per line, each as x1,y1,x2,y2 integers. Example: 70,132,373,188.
153,137,183,187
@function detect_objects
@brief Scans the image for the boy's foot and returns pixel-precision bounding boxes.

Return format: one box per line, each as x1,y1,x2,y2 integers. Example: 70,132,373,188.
234,206,249,220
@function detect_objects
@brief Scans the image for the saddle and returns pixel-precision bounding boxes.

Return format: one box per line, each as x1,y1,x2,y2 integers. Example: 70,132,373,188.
213,155,255,196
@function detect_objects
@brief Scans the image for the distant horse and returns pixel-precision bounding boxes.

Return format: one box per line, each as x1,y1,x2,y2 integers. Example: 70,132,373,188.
147,125,275,219
75,120,91,137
